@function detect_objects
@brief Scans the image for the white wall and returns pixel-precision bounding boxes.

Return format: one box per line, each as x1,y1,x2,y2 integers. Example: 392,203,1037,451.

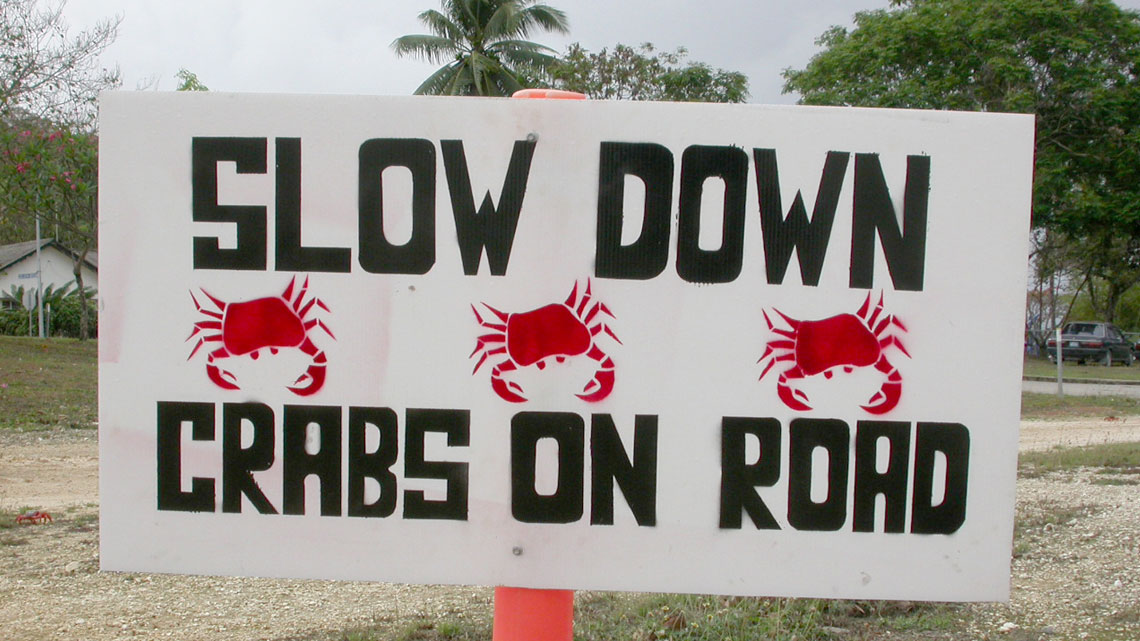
0,246,98,308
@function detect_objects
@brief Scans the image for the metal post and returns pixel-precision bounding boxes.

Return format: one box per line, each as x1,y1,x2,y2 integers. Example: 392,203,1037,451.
34,217,44,338
1055,325,1063,397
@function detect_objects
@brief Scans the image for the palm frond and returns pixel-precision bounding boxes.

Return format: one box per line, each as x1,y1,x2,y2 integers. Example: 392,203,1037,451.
518,4,569,36
485,2,523,40
396,0,568,96
416,9,464,41
491,44,559,70
391,34,462,63
414,62,464,95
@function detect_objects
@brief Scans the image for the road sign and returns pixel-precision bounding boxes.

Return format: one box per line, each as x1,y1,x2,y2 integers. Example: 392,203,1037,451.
99,92,1033,601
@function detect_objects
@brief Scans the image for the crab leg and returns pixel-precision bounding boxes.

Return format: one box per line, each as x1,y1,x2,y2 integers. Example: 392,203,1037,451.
776,366,812,412
577,345,615,402
287,337,327,396
205,348,240,390
861,355,902,415
491,360,528,403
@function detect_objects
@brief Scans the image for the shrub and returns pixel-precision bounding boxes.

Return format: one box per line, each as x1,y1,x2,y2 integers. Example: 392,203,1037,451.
48,295,97,338
0,309,30,336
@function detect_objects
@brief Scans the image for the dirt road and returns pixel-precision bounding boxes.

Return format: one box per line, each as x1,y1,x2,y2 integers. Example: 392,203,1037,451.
1,421,1138,641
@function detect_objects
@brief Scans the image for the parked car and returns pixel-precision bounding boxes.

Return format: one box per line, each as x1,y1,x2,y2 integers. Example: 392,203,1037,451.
1046,321,1134,365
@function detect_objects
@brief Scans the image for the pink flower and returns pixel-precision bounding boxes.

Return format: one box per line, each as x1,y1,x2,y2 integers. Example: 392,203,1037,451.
15,162,28,173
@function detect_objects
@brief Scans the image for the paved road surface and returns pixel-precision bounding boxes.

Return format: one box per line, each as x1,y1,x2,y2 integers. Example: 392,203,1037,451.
1023,379,1140,397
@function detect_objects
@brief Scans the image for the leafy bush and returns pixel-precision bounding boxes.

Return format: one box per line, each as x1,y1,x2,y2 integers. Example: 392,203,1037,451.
0,309,30,336
48,295,96,338
0,294,97,338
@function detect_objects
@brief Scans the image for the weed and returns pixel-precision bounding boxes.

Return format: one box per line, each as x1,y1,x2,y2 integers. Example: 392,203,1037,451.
1023,356,1140,382
1020,441,1140,474
0,336,96,431
1020,392,1140,420
64,511,98,533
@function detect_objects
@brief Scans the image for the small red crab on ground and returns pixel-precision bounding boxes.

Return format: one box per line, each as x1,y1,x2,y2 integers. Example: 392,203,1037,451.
759,292,909,414
15,510,52,525
471,280,620,403
187,276,333,396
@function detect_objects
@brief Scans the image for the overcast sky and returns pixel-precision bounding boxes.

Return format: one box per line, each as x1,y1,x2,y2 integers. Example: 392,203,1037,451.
60,0,1140,105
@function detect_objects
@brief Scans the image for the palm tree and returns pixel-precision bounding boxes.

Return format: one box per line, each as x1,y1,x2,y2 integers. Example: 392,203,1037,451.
392,0,569,96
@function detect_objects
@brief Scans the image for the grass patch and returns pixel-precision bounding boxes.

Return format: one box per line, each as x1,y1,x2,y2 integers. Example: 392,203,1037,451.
0,336,97,431
306,614,490,641
1091,476,1140,485
318,594,965,641
63,510,98,533
1019,441,1140,475
0,507,39,546
1019,392,1140,420
1023,356,1140,381
1012,501,1100,559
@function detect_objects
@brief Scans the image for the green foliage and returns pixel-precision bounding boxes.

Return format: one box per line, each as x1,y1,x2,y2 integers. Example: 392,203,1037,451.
0,125,98,245
0,282,96,338
392,0,569,96
175,68,209,91
48,293,97,339
0,309,30,336
783,0,1140,231
551,43,749,103
0,124,98,339
1,284,27,310
784,0,1140,324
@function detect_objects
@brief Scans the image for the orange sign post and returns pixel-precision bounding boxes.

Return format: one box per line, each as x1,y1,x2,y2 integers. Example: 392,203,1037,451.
488,87,587,641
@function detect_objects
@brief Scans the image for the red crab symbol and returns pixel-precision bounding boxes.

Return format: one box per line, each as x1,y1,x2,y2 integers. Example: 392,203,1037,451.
471,281,620,403
187,276,333,396
759,292,909,415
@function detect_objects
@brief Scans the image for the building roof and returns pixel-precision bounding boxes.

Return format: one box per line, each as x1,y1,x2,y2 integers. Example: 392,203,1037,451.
0,239,98,273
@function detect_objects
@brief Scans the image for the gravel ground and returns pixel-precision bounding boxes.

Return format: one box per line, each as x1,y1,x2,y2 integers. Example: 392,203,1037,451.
1,421,1138,641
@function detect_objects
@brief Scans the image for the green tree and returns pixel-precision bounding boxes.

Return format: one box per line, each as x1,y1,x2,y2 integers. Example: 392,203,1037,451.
0,0,120,123
551,43,749,103
392,0,569,96
783,0,1140,322
175,68,209,91
0,124,98,339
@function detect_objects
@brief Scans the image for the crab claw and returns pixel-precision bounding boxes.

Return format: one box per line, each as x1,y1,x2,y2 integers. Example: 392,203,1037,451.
287,346,328,396
776,378,813,412
206,363,240,390
861,369,902,415
491,376,528,403
577,367,615,403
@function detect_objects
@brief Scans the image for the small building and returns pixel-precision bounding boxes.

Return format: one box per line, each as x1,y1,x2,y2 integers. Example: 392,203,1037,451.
0,239,98,309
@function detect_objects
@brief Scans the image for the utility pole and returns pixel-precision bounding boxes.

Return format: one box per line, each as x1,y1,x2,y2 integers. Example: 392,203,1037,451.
35,216,44,338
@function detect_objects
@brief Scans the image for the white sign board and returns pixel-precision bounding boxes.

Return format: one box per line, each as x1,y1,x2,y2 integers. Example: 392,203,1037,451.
99,92,1033,601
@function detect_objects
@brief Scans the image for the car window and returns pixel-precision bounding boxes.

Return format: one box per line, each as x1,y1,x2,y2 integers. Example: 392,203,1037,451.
1065,323,1101,336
